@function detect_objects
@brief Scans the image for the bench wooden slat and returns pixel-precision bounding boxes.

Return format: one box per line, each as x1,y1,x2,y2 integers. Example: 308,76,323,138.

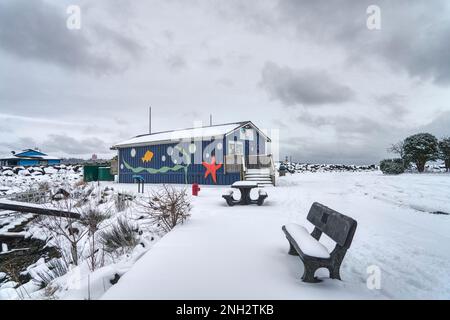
307,202,357,248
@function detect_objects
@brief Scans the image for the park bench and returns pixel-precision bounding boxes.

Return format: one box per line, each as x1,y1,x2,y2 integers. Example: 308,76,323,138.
282,202,357,283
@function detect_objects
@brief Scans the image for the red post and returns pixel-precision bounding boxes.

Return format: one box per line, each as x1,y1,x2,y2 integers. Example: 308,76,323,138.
192,183,200,196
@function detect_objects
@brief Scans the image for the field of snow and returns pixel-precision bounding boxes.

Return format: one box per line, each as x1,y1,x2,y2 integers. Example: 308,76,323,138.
1,171,449,300
103,172,450,300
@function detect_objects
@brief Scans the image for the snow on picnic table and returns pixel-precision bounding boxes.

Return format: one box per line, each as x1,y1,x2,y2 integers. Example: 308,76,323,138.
231,181,258,187
102,172,450,300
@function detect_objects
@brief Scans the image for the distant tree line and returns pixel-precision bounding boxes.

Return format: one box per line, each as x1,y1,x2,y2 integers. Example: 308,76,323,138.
381,133,450,174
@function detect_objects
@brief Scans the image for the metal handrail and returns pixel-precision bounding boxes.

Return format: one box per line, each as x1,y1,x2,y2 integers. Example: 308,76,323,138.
269,154,276,186
241,155,247,180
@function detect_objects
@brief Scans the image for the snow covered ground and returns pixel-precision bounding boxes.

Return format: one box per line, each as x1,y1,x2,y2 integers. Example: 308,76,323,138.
1,171,449,300
102,172,450,300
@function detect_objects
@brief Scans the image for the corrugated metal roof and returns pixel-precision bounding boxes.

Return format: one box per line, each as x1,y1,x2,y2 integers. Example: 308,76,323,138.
113,121,255,148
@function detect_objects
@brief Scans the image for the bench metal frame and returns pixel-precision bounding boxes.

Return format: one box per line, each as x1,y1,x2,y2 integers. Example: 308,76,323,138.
282,202,357,283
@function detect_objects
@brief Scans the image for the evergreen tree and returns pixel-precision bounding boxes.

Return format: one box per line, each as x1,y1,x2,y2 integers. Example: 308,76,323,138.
438,137,450,172
403,133,439,173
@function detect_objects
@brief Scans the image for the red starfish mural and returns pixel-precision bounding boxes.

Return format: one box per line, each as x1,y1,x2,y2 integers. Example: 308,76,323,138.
202,156,223,184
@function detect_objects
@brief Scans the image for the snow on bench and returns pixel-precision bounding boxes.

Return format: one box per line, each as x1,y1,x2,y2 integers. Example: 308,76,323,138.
231,181,258,188
283,224,330,259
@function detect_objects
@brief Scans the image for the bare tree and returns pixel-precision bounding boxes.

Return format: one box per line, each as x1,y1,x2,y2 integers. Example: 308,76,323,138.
35,199,88,266
387,140,406,159
387,140,411,169
139,185,191,233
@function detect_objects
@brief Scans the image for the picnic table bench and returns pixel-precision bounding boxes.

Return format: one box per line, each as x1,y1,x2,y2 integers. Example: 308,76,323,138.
282,202,357,283
222,181,267,206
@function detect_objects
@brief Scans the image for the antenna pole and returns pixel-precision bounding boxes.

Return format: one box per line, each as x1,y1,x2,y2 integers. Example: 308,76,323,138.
149,106,152,134
210,114,212,126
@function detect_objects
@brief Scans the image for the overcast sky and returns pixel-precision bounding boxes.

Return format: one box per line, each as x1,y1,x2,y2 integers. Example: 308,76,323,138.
0,0,449,164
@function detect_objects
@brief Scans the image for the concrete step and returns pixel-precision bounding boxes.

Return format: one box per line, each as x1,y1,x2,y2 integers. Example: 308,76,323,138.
245,180,273,184
246,169,271,174
245,174,271,178
245,177,272,181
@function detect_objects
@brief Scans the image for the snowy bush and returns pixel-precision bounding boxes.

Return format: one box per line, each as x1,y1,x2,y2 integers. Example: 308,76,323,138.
114,192,134,213
99,218,140,255
2,170,14,176
380,159,405,175
34,259,69,288
37,181,51,192
140,185,191,233
44,167,58,175
18,169,30,176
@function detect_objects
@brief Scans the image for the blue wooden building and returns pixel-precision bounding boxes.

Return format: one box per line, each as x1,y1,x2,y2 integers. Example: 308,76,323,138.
0,149,61,167
112,121,275,186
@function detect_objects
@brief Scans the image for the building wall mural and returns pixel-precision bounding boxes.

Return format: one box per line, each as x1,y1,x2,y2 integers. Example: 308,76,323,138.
122,144,192,184
118,127,268,185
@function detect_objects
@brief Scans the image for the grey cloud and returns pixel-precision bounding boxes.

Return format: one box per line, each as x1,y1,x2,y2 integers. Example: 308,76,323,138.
297,112,383,136
210,0,277,34
282,138,383,165
204,57,223,68
94,24,144,60
274,0,450,85
166,54,187,71
42,134,110,155
283,111,404,164
163,30,175,42
260,62,354,106
419,111,450,139
0,137,37,154
0,0,143,75
114,118,129,126
288,108,450,164
374,93,409,120
0,134,110,156
216,78,234,87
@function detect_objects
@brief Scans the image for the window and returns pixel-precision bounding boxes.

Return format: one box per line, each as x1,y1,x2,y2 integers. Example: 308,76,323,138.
240,127,254,141
228,141,244,155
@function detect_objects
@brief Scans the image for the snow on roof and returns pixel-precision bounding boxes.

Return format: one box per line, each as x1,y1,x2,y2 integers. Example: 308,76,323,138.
113,122,250,148
39,155,61,160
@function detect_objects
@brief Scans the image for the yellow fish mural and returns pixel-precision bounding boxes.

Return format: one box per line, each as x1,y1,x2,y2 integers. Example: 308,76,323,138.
141,150,154,163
